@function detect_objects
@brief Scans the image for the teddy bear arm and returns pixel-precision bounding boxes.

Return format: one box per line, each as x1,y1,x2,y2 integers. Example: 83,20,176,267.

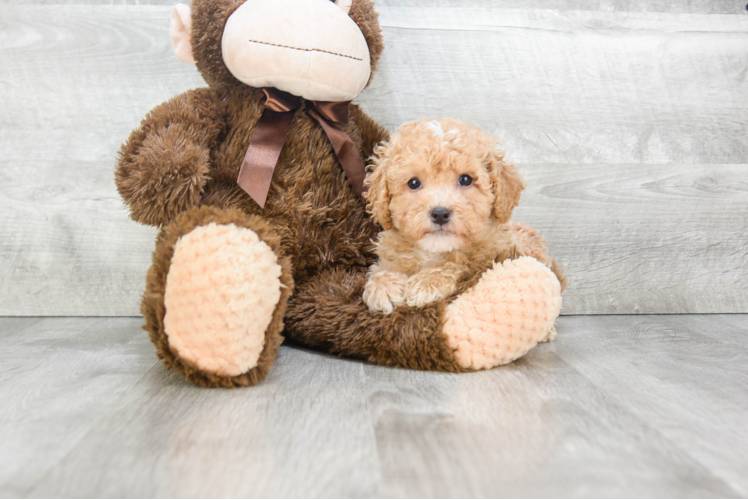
115,88,225,226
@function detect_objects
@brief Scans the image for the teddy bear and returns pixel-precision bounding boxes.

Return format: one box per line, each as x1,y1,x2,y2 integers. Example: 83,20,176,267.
115,0,565,388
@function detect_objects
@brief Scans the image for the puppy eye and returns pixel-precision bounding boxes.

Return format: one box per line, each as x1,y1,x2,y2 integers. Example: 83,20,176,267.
458,174,473,186
407,178,422,190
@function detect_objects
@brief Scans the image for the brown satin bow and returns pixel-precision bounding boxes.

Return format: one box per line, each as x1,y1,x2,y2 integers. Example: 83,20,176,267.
237,88,366,208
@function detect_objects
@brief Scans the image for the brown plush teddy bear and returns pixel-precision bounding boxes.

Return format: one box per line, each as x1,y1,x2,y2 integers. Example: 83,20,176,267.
115,0,565,388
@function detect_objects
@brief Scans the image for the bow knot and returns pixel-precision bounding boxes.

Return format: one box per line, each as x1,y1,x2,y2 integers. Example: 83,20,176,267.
236,88,366,208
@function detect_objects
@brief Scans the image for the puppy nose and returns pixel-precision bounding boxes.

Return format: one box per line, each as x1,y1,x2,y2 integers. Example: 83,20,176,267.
430,207,451,226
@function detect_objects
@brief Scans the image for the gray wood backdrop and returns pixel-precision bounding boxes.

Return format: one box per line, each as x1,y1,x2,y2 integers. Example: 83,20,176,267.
1,0,746,316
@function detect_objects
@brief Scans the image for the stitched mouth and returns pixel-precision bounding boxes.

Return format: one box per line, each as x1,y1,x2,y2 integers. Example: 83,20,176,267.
247,39,363,61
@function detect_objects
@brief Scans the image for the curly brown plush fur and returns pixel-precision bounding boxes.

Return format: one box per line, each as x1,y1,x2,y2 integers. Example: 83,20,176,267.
286,267,463,372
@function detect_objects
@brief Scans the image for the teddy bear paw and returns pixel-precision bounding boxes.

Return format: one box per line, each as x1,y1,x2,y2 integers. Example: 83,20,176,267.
163,223,283,377
442,257,562,370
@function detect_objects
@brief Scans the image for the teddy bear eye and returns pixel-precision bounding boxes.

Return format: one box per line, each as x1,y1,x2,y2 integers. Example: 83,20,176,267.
458,174,473,186
408,178,422,190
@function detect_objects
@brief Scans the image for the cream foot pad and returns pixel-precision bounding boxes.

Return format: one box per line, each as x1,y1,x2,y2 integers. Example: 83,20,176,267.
443,257,562,370
164,223,282,377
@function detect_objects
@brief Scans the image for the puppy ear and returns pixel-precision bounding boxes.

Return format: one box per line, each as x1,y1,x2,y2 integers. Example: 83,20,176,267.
364,147,393,230
487,150,525,224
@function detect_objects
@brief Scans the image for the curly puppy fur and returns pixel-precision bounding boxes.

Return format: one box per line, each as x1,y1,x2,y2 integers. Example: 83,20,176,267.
364,119,566,313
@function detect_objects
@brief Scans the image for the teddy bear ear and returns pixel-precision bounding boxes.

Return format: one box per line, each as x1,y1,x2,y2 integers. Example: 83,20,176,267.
333,0,353,15
488,151,525,224
170,3,196,65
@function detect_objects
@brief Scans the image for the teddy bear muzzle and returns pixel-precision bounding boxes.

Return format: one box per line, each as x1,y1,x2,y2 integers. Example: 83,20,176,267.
220,0,372,102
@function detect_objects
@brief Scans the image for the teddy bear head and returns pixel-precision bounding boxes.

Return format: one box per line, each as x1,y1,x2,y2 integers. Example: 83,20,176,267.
170,0,384,102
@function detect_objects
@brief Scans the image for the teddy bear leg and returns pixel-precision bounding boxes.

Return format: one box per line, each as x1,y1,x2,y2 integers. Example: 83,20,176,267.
442,256,562,370
285,267,464,372
141,206,293,388
286,258,560,373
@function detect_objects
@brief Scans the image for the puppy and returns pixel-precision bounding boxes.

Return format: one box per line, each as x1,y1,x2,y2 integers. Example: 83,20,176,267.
363,118,527,314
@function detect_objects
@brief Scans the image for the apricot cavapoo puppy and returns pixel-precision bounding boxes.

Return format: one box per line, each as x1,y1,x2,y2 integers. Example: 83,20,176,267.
363,118,558,315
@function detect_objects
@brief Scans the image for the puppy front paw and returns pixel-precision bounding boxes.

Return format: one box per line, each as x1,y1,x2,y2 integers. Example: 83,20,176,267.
404,273,456,308
363,271,407,314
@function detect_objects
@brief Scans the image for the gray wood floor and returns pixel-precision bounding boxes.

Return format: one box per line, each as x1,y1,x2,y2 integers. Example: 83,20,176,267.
1,315,746,498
